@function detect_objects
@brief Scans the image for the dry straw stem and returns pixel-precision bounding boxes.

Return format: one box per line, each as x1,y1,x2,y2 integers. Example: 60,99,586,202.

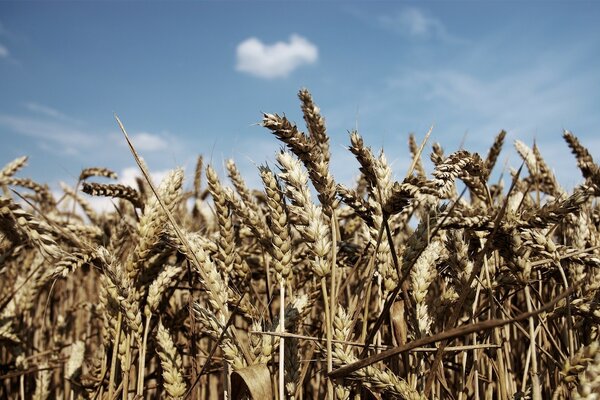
253,330,500,352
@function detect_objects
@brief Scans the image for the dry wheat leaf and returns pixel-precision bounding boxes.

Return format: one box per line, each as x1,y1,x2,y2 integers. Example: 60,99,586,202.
230,364,273,400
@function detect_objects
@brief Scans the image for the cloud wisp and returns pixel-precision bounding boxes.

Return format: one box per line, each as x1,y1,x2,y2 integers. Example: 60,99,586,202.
236,34,318,79
0,114,96,155
23,102,81,124
1,104,173,160
0,43,8,58
378,7,460,43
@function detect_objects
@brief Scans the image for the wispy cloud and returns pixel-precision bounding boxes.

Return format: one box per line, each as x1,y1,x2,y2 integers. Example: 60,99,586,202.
23,102,80,124
387,63,596,144
0,43,8,58
0,21,18,63
235,34,318,79
0,114,96,155
378,7,459,43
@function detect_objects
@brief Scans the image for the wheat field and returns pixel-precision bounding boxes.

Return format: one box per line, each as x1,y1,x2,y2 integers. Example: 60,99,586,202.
1,89,600,399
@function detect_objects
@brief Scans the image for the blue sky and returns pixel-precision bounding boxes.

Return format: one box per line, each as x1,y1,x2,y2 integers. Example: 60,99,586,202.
1,1,600,195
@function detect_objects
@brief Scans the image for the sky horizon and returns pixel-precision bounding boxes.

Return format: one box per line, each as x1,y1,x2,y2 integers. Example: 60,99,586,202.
1,1,600,201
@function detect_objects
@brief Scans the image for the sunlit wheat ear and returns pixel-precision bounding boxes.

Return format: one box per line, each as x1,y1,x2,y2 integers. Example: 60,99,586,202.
127,168,183,280
276,151,312,216
514,140,539,178
226,159,259,212
431,150,475,198
82,182,142,208
79,167,118,181
349,131,378,196
156,321,187,399
145,265,182,317
410,238,443,335
5,178,54,208
298,88,329,162
408,133,426,178
0,156,28,181
563,130,600,180
484,130,506,177
0,196,62,259
273,151,335,278
531,142,563,195
206,165,241,277
32,361,50,400
431,142,445,165
260,165,292,279
225,186,270,241
50,251,95,280
263,108,336,211
561,341,600,399
193,155,203,198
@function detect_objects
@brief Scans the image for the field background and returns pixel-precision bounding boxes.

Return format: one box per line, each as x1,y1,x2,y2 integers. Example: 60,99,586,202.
2,2,600,399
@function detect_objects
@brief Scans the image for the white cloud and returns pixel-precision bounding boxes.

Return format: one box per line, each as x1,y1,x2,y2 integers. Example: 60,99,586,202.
0,44,8,58
128,132,168,152
119,166,172,188
236,34,318,79
379,7,457,42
